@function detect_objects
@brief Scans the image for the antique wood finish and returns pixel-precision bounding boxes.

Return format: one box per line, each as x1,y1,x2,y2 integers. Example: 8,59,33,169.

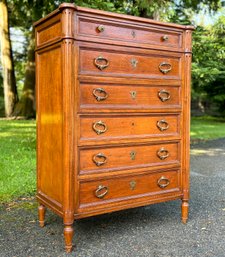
79,169,181,209
80,83,181,111
35,3,193,252
79,141,180,174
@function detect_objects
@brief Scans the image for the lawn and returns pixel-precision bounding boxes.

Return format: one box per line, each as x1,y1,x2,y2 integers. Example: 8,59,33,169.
0,119,36,202
191,116,225,140
0,116,225,203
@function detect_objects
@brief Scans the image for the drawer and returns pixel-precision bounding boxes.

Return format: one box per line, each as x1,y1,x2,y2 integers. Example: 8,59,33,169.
79,114,180,145
79,142,180,174
80,83,181,111
79,169,181,209
79,47,181,79
77,16,183,50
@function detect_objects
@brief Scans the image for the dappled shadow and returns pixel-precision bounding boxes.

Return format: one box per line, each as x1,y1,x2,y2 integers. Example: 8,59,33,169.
191,148,225,156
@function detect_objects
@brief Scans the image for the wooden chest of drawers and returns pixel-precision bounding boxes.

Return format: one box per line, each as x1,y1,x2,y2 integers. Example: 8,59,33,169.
34,3,193,252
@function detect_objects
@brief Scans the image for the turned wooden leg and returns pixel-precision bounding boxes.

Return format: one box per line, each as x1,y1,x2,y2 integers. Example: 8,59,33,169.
64,224,74,253
38,204,46,228
181,200,189,224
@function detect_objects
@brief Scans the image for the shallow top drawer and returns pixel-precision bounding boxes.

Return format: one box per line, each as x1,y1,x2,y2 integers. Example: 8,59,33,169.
76,16,183,50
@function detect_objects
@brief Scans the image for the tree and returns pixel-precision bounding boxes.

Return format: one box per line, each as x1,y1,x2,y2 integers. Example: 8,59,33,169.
0,0,18,117
192,12,225,115
8,0,60,118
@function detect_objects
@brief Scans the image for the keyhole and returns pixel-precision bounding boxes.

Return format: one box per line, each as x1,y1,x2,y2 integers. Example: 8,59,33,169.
131,58,138,68
130,151,136,160
130,91,137,100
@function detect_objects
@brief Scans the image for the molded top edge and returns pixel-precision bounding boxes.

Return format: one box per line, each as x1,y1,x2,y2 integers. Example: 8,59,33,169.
34,2,195,31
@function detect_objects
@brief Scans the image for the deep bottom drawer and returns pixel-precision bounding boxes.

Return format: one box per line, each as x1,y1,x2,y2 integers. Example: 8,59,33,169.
79,169,180,209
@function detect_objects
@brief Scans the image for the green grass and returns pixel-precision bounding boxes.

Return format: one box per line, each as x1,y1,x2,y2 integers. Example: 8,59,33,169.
0,119,36,203
0,116,225,203
191,116,225,140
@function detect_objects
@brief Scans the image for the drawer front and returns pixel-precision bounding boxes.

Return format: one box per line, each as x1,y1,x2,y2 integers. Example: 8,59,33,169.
80,83,181,111
77,16,182,49
79,114,180,144
79,170,180,208
80,48,181,79
79,142,180,174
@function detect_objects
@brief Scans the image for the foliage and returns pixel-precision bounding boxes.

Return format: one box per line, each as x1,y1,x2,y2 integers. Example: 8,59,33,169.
0,119,36,202
192,12,225,115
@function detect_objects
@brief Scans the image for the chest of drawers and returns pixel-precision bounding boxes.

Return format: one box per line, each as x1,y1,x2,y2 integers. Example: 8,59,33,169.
34,3,193,252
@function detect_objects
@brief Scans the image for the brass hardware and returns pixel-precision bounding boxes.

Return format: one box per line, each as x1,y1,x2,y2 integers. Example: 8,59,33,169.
92,153,107,166
159,62,172,74
97,25,105,32
93,88,108,101
92,121,107,135
131,30,136,38
131,58,138,68
130,180,136,190
94,56,109,70
130,150,136,160
158,89,171,102
95,185,108,198
157,120,169,131
157,176,170,189
130,91,137,100
162,35,169,41
157,147,169,160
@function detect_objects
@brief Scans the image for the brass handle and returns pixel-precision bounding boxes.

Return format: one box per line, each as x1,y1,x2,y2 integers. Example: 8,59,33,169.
97,25,105,32
157,176,170,189
159,62,172,74
157,147,169,160
92,121,107,135
95,185,108,199
93,88,108,101
162,35,169,41
92,153,107,166
158,89,171,102
157,120,169,131
94,56,109,71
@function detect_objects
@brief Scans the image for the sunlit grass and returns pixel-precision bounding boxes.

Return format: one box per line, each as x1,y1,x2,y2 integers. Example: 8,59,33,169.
0,119,36,202
191,116,225,140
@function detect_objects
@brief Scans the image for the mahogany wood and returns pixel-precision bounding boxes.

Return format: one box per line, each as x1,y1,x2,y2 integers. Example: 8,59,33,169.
35,3,193,252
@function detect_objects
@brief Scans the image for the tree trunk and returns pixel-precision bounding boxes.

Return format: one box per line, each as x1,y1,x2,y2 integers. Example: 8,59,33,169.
0,0,18,117
13,29,35,118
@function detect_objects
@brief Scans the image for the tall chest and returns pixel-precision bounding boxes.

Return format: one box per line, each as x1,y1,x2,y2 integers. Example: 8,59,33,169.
35,3,193,252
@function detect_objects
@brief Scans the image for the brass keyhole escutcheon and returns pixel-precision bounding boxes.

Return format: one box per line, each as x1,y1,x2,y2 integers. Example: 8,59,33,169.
130,91,137,100
131,58,138,68
130,150,136,160
130,180,136,190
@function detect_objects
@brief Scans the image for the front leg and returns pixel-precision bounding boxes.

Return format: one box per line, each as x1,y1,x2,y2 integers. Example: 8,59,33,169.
38,204,46,227
181,200,189,224
64,224,74,253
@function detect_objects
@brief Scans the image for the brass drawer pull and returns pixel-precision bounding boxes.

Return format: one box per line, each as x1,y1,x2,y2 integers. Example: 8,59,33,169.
92,121,107,135
94,56,109,71
95,185,108,199
158,89,170,102
157,147,169,160
92,153,107,166
93,88,108,101
97,25,105,32
157,120,169,131
157,176,170,189
159,62,172,74
162,35,169,41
